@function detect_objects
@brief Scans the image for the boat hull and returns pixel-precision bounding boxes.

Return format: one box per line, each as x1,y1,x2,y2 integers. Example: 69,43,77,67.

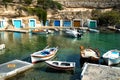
80,56,99,63
32,32,47,35
31,53,56,63
80,47,100,64
45,61,75,70
103,57,120,66
46,64,74,70
102,49,120,65
31,47,58,64
65,29,82,38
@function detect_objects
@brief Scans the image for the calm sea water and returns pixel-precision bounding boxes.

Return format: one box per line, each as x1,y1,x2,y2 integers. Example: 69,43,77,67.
0,31,120,80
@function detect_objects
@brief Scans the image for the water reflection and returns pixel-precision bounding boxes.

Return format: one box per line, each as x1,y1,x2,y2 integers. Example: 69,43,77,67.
0,32,120,80
0,49,5,55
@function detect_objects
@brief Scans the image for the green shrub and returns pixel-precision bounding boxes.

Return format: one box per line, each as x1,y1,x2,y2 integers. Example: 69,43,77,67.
24,0,32,5
2,0,13,3
98,10,120,26
37,0,62,10
92,10,120,26
35,8,47,25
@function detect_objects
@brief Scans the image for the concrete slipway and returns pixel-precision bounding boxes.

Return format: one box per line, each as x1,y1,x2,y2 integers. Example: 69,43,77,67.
81,63,120,80
0,59,33,80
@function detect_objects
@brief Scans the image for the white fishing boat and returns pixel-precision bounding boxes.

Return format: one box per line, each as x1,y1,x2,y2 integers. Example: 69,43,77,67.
0,44,5,50
31,46,58,64
89,29,100,33
103,49,120,66
45,60,75,70
65,29,82,38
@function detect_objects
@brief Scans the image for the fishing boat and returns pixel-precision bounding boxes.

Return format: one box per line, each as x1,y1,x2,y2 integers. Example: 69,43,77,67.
31,46,58,63
102,49,120,66
89,28,100,33
45,60,75,70
0,44,5,50
65,29,82,38
80,46,100,63
31,29,54,35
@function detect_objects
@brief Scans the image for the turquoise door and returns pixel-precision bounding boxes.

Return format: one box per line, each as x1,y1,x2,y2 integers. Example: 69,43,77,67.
54,20,60,27
14,20,22,28
90,21,96,28
63,21,71,27
29,20,35,28
0,21,4,28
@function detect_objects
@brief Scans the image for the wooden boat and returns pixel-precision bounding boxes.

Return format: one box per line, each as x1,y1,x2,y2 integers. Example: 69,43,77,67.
31,29,54,34
31,46,58,64
65,29,82,38
45,60,75,70
31,29,47,34
102,49,120,66
80,46,100,63
0,44,5,50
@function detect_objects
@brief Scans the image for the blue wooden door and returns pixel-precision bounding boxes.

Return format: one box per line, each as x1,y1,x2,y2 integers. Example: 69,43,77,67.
63,21,71,27
54,20,60,27
29,20,35,28
14,20,22,28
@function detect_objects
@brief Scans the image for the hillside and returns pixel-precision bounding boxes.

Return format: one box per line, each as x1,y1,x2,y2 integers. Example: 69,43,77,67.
53,0,120,8
0,0,120,28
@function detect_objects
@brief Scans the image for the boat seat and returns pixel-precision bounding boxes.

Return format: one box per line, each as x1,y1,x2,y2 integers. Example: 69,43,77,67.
41,51,50,55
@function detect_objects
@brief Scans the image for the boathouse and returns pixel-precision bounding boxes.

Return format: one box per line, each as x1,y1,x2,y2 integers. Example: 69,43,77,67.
73,19,82,28
29,19,36,28
63,20,72,27
87,19,97,29
12,19,23,28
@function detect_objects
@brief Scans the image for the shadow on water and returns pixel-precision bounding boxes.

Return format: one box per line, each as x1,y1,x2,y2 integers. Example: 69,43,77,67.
21,56,32,63
2,32,120,80
45,67,74,74
65,53,82,80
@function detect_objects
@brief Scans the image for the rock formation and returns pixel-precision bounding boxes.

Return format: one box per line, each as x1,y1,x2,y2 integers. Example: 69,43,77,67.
53,0,120,8
0,0,119,28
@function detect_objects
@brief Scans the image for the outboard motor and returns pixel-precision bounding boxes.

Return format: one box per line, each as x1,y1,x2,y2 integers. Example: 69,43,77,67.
77,33,82,38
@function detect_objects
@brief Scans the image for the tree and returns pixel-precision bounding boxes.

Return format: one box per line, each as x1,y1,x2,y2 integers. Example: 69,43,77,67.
91,9,101,20
98,10,120,26
35,8,47,26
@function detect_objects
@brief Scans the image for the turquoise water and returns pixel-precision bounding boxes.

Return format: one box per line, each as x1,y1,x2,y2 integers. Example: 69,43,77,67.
0,31,120,80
